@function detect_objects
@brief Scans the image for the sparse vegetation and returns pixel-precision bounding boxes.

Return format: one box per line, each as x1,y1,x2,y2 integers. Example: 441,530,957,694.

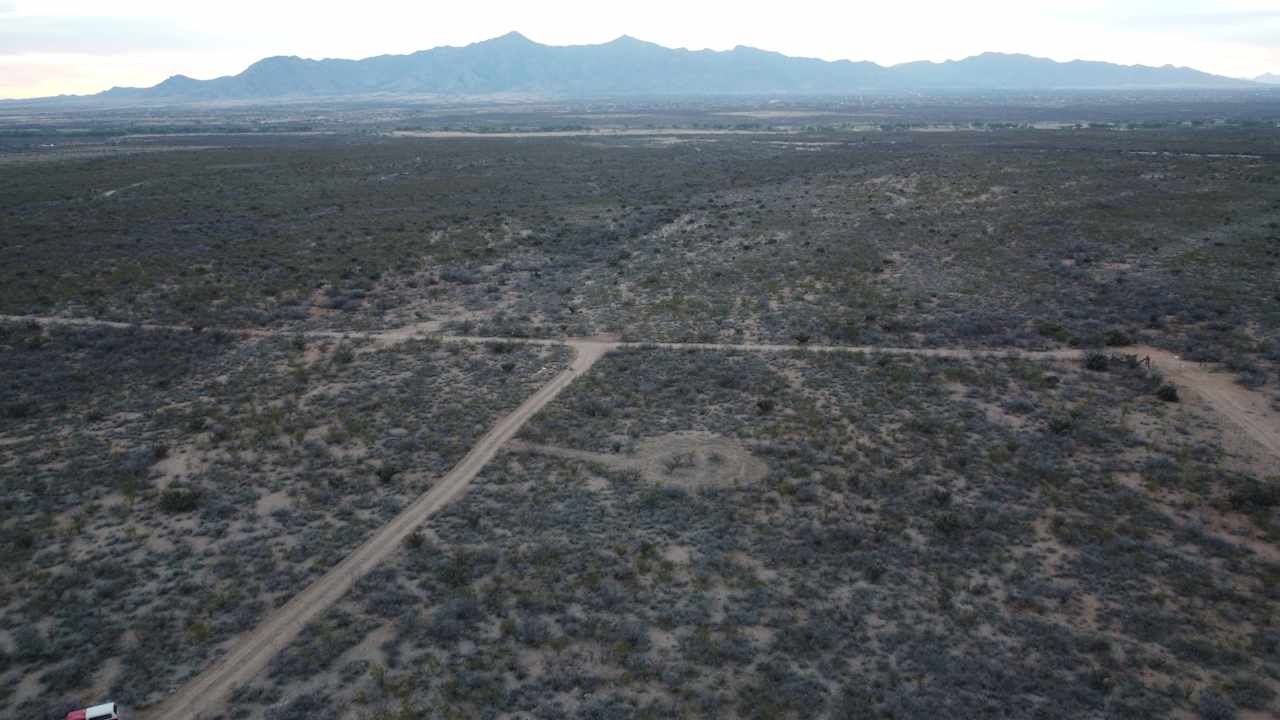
2,100,1278,718
227,349,1280,718
0,321,568,713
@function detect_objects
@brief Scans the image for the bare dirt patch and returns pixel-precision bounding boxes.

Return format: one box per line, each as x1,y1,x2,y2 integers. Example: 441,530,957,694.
512,431,767,489
1147,348,1280,462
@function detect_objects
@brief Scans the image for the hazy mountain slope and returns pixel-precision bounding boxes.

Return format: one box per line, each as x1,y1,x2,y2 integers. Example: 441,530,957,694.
890,52,1241,89
91,32,1257,101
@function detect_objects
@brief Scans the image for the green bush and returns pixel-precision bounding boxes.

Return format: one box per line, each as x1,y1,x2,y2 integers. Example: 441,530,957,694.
1036,321,1070,342
1228,479,1280,514
1105,329,1134,347
158,488,201,513
1048,415,1075,434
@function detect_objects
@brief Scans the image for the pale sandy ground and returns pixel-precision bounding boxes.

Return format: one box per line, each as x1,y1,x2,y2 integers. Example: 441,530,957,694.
510,431,769,489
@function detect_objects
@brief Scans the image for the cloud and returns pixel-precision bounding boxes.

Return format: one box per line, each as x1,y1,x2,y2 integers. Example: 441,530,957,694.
0,59,101,97
0,15,222,56
1117,10,1280,47
1127,10,1280,28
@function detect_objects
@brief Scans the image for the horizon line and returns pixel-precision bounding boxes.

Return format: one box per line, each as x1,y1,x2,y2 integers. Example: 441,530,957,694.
4,30,1273,102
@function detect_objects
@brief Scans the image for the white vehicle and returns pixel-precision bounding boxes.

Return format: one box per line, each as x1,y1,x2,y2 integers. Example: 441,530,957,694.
65,702,120,720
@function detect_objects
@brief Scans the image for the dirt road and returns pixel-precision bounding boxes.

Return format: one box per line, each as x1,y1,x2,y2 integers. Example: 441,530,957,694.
8,316,1279,717
1145,348,1280,460
6,314,1276,461
140,341,608,720
7,314,1276,457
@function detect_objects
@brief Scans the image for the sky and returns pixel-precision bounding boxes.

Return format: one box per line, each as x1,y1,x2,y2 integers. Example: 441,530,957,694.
1,0,1279,98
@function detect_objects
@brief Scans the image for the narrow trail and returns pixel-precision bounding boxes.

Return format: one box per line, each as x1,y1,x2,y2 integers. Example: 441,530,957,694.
141,341,609,720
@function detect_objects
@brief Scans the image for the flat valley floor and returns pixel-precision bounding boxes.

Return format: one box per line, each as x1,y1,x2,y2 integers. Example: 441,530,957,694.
2,101,1280,719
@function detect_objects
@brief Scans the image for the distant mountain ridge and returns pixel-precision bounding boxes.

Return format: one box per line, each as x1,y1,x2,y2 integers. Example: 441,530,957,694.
1257,73,1280,85
80,32,1261,102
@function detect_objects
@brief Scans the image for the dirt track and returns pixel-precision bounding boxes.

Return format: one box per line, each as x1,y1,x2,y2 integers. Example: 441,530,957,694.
6,315,1279,718
5,314,1275,460
99,181,146,199
511,432,769,489
1145,348,1280,460
139,341,608,720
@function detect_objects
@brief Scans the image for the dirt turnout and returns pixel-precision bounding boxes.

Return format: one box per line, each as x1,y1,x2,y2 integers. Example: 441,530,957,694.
511,431,769,489
140,341,608,720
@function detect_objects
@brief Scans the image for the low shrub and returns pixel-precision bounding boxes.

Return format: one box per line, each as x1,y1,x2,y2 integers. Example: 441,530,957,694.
158,488,201,513
1227,479,1280,514
1105,329,1134,347
1197,689,1238,720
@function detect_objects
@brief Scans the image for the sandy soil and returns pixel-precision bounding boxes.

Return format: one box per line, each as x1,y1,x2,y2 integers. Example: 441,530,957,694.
510,431,768,489
8,315,1278,719
138,341,608,720
1144,348,1280,461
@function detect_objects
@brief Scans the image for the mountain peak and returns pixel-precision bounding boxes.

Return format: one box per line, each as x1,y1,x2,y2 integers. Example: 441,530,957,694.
967,52,1041,62
65,33,1256,104
485,31,535,45
604,35,660,50
244,55,305,71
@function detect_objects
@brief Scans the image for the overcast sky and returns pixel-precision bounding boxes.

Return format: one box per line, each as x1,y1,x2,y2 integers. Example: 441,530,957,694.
2,0,1279,98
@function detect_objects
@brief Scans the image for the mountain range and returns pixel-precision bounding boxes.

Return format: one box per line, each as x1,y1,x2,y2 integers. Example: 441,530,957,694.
58,33,1270,103
1257,73,1280,85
